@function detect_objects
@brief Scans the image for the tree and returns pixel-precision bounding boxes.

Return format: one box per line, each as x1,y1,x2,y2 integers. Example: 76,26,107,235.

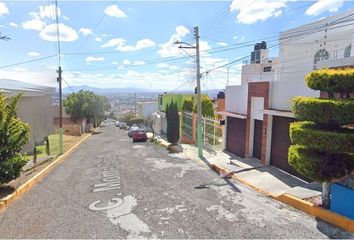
0,93,30,184
289,68,354,208
166,101,180,145
193,97,214,118
45,136,50,159
64,90,110,127
182,99,194,112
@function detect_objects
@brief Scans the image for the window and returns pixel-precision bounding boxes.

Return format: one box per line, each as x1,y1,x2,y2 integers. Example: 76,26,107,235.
263,66,272,72
344,44,351,58
314,49,329,64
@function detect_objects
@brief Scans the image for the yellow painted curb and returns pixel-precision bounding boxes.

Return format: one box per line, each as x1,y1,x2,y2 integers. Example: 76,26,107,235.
277,194,354,233
210,163,354,234
0,132,93,212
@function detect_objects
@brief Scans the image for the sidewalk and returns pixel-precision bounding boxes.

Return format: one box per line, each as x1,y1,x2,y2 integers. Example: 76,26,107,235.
152,137,354,233
182,144,322,200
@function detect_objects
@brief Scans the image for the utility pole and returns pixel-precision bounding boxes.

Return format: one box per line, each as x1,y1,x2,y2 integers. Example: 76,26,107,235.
57,67,63,155
194,26,203,158
175,26,203,158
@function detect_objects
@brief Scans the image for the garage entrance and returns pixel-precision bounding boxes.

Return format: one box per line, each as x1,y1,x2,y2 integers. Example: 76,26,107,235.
252,119,263,160
226,117,246,158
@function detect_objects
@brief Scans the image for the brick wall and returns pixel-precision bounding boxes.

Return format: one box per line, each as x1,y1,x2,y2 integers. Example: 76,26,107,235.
245,82,270,164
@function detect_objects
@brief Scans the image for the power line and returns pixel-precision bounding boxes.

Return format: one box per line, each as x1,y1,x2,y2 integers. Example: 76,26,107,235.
0,54,58,69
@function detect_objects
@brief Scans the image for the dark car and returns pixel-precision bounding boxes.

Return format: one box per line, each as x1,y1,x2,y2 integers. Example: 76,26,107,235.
132,130,147,142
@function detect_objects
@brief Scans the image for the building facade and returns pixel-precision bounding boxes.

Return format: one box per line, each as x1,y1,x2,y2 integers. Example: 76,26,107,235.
219,10,354,179
0,79,55,152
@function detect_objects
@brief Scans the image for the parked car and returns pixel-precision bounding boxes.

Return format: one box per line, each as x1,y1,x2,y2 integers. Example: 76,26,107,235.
128,126,140,137
119,122,127,129
132,130,147,142
115,121,120,127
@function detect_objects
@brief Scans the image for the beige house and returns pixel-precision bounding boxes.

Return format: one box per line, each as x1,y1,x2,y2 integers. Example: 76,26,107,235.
0,79,55,152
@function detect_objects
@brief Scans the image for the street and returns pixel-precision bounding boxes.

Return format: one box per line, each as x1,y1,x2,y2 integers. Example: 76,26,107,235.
0,123,352,239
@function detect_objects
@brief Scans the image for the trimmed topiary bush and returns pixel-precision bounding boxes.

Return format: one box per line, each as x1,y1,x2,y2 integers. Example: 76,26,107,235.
288,145,354,182
290,121,354,153
288,145,323,181
305,68,354,98
292,97,354,126
166,101,180,145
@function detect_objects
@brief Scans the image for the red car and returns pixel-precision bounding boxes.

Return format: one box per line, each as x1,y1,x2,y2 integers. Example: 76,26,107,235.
132,130,147,142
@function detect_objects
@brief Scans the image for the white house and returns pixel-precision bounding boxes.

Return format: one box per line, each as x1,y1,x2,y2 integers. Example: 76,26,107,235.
218,9,354,179
0,79,55,152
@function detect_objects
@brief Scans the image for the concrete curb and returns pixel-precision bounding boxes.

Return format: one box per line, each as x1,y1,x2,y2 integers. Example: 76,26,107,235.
211,164,354,234
0,132,94,212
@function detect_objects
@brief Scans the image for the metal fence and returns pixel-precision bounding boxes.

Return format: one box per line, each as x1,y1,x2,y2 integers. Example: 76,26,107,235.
182,112,223,153
182,112,193,141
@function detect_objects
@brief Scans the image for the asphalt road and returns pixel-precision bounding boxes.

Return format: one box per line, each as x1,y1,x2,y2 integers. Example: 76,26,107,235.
0,123,353,239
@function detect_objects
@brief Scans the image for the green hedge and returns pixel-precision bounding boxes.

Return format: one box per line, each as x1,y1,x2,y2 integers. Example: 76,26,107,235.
288,145,322,181
292,97,354,126
288,145,354,182
305,68,354,98
290,121,354,153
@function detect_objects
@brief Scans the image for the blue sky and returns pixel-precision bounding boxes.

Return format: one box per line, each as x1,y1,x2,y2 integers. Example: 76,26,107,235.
0,0,353,90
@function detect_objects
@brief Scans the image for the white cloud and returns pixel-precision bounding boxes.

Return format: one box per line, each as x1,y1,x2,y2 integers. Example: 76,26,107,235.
104,4,127,18
9,22,18,28
86,56,105,62
22,19,46,31
217,42,228,47
112,61,118,65
230,0,286,24
305,0,344,16
233,36,246,42
39,23,78,42
101,38,125,48
101,38,155,52
27,51,40,57
116,38,155,52
0,2,9,16
63,15,70,21
157,25,191,58
79,27,92,36
39,5,61,19
123,59,130,65
95,37,102,42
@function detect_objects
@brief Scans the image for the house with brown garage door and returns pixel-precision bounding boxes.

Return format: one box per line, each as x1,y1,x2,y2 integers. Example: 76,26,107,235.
217,10,354,179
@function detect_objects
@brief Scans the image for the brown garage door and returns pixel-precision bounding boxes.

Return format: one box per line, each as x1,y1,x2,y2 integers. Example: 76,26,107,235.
226,117,246,158
270,116,309,181
253,119,263,160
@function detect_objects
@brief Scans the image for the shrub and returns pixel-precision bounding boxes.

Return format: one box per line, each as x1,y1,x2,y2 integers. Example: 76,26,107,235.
288,145,323,181
182,99,194,112
290,121,354,153
128,118,144,126
0,93,30,184
321,153,354,180
166,101,180,145
193,97,214,118
292,97,354,126
305,68,354,98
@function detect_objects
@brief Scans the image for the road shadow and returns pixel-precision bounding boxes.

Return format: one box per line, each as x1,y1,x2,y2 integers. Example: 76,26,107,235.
199,156,242,193
315,217,354,239
0,185,15,199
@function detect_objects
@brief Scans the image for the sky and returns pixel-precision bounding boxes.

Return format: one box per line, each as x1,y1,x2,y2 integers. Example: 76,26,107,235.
0,0,353,91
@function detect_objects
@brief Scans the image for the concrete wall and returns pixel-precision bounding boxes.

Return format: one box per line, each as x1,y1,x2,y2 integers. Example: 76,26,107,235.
17,94,54,152
270,80,319,111
225,84,248,115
